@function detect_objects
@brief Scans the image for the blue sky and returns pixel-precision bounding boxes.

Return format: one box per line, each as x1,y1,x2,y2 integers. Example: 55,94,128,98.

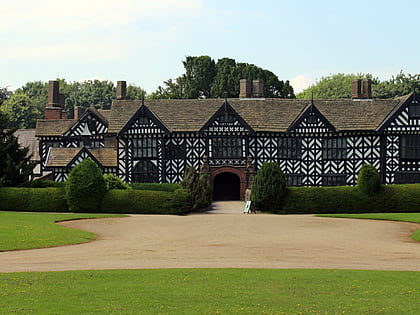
2,0,419,94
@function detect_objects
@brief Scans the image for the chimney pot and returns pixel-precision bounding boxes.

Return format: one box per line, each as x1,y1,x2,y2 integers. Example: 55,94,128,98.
352,79,362,99
116,81,127,100
252,79,264,98
362,79,372,99
239,79,252,98
47,80,60,106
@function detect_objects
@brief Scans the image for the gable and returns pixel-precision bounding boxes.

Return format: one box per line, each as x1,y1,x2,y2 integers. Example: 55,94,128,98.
288,103,335,134
119,105,170,136
379,93,420,133
64,111,108,137
200,101,253,134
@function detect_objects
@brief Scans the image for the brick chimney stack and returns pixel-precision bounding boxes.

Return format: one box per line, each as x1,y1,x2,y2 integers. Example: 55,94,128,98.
116,81,127,100
45,80,63,119
352,79,372,100
362,79,372,99
74,106,84,120
239,79,264,99
352,79,362,99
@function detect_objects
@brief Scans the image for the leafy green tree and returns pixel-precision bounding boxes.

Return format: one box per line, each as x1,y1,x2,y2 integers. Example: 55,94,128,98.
104,174,131,190
181,166,211,211
250,162,286,213
66,158,107,212
126,84,147,100
0,112,35,186
0,86,12,106
0,93,41,128
296,73,376,99
183,56,216,98
149,77,187,99
373,71,420,98
211,57,239,97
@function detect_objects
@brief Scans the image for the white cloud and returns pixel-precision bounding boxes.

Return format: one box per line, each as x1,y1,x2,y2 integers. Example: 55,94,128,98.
290,74,313,93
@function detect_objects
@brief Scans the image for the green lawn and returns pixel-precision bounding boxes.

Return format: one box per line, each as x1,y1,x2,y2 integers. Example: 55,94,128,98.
0,212,125,251
317,213,420,241
0,269,419,314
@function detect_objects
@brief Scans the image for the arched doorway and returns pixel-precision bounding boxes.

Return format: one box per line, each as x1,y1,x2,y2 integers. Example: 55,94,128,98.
213,172,240,200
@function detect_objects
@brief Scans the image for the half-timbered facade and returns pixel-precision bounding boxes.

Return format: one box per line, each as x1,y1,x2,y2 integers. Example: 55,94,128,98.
35,79,420,200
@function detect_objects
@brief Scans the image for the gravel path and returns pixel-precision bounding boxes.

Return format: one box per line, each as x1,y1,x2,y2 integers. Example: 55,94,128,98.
1,201,419,272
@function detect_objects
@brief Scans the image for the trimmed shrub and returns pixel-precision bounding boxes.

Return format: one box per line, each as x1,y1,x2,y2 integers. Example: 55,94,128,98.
358,164,381,195
104,174,131,190
181,167,211,211
100,189,190,215
0,187,68,212
250,162,286,212
66,159,107,212
130,183,181,192
282,184,420,214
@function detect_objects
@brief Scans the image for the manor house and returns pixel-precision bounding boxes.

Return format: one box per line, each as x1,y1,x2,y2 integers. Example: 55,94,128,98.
35,79,420,200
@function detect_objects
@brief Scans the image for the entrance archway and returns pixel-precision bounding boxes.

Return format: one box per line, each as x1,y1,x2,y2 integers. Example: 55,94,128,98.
213,172,240,200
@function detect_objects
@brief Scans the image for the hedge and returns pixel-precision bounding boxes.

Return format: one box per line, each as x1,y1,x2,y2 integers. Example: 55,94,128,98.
0,187,68,212
0,187,190,215
100,189,190,215
130,183,182,192
282,184,420,214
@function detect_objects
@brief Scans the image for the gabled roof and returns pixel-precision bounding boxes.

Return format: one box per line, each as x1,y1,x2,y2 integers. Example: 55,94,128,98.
37,93,414,136
15,129,40,160
46,147,117,168
288,103,336,133
35,119,75,136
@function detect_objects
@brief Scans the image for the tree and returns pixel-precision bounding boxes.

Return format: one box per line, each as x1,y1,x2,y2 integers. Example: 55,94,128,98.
296,73,375,99
183,56,216,98
126,84,147,100
0,93,41,128
152,56,295,99
66,158,107,212
181,166,211,211
0,112,35,186
373,71,420,98
0,86,12,106
250,162,286,213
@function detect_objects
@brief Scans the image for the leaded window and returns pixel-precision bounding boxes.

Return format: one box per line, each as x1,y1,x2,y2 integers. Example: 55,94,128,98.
212,137,243,159
408,102,420,118
218,112,236,124
322,174,346,186
401,135,420,160
278,138,302,159
286,174,303,186
132,160,159,183
322,138,347,160
133,138,158,158
165,142,186,160
395,172,420,184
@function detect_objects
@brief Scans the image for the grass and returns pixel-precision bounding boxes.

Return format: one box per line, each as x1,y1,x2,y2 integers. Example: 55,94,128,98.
0,212,125,251
316,213,420,241
0,269,419,314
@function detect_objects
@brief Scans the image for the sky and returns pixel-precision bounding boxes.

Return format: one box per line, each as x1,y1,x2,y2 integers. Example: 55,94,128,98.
2,0,420,94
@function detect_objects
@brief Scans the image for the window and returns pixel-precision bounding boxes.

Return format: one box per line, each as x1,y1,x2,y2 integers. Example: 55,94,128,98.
408,102,420,118
218,112,236,124
322,174,346,186
278,138,302,159
395,172,420,184
323,138,347,160
286,174,303,186
401,135,420,160
133,138,158,158
132,160,159,183
165,142,186,160
212,138,243,159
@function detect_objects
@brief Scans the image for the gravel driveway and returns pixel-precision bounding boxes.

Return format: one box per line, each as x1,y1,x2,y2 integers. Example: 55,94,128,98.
1,201,419,272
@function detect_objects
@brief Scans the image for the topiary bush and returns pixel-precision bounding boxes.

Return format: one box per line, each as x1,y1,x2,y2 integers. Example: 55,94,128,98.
357,164,381,195
104,174,131,190
181,166,212,211
66,158,107,212
250,162,286,212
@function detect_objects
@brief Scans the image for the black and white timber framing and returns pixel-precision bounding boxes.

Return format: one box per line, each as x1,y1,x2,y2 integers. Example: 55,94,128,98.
35,80,420,190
